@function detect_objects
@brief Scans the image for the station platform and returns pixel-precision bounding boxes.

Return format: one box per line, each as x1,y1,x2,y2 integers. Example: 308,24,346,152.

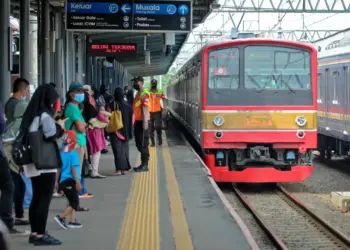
9,127,254,250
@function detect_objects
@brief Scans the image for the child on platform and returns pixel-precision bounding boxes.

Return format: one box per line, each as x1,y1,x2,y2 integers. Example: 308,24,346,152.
54,130,83,229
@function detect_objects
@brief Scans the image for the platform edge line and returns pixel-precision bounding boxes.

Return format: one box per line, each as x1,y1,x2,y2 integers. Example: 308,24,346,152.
162,135,194,250
179,133,261,250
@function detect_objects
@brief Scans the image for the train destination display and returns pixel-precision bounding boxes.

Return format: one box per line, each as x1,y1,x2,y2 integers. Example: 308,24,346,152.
66,0,192,32
87,43,137,56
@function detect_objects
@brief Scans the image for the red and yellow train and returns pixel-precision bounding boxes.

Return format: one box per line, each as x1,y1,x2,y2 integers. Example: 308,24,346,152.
167,38,318,183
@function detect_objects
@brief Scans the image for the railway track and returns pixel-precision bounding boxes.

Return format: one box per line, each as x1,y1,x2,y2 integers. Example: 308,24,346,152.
233,184,350,250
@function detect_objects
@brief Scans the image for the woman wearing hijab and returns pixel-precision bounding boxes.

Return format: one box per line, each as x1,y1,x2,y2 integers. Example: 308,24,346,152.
82,92,107,178
109,87,133,176
20,84,66,246
126,89,134,106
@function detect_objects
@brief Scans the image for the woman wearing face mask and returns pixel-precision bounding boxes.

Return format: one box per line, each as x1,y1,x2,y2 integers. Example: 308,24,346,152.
64,83,93,203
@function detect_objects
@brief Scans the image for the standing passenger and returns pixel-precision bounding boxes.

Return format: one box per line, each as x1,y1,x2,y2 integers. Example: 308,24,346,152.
64,83,93,202
109,87,133,176
132,77,150,172
21,84,66,245
149,79,166,146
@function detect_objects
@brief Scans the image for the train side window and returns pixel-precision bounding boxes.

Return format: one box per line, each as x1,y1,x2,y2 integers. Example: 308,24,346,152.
332,71,340,104
317,73,323,104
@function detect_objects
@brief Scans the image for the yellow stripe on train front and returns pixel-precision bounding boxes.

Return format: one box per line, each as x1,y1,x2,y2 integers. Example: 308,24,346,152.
203,111,317,130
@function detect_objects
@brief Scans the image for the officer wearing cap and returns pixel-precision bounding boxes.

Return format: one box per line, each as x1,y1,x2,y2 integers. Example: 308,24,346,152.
149,78,166,146
132,77,150,172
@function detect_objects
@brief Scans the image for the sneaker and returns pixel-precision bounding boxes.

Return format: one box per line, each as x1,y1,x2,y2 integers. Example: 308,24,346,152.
134,165,149,172
90,174,106,179
33,234,62,246
9,227,30,236
53,192,63,198
29,234,37,244
67,221,82,229
15,219,30,226
54,215,68,230
79,193,94,199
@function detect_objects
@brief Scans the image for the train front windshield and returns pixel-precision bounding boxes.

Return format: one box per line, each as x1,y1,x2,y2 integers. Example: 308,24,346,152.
207,45,313,106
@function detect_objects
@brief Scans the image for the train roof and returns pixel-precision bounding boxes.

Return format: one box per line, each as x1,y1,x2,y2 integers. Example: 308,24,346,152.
318,36,350,59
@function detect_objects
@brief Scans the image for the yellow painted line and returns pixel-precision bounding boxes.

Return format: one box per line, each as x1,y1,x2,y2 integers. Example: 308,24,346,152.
116,147,159,250
162,135,194,250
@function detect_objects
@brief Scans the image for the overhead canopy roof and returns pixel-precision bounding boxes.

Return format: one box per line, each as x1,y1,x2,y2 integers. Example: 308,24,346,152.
88,0,213,77
10,0,214,77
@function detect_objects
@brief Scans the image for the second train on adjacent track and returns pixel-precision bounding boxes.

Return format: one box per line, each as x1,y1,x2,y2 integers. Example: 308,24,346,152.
167,38,318,183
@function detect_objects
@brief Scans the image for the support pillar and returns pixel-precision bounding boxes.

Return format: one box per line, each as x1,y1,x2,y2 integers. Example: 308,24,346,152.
20,0,31,81
30,16,38,89
54,10,63,97
0,0,10,104
40,0,50,84
66,31,74,85
92,57,97,87
77,35,84,84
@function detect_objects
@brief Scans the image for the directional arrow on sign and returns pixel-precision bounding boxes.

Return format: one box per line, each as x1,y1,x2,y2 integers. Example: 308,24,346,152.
179,5,188,15
121,4,131,14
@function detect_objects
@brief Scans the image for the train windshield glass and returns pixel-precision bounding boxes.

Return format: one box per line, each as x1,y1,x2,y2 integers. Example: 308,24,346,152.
208,47,239,89
244,46,311,91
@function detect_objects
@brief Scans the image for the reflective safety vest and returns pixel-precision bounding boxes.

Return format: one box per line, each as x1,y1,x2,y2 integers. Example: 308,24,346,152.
133,89,150,121
150,89,164,113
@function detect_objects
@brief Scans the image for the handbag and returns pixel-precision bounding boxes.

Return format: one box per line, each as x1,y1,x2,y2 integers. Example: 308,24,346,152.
82,159,91,177
105,102,123,133
11,130,33,166
27,121,62,170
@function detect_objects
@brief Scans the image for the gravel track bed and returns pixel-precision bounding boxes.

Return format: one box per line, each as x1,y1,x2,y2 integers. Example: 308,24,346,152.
283,157,350,239
220,186,277,250
241,189,348,250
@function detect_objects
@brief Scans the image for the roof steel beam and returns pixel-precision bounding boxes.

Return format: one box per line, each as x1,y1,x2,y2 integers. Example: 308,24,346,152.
214,0,350,13
190,29,343,42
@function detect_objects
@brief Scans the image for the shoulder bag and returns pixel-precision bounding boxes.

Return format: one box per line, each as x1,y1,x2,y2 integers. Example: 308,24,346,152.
27,117,62,170
105,102,123,133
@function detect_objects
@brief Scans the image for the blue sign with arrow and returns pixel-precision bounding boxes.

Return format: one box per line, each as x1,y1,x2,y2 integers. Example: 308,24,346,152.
121,3,131,14
178,4,189,16
66,0,192,32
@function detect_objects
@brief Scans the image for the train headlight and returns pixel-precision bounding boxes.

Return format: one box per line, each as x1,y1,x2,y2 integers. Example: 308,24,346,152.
295,116,307,127
213,116,225,127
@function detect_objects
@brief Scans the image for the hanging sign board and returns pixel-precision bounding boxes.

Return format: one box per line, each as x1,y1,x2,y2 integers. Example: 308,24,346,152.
65,0,192,33
87,43,137,56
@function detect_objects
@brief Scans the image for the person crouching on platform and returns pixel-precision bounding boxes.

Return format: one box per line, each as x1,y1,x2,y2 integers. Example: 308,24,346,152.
132,76,150,172
54,130,83,230
149,79,166,147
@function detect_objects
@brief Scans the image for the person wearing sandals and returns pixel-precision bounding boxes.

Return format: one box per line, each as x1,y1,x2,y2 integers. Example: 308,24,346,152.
64,83,93,202
109,87,134,176
54,130,83,229
82,92,107,178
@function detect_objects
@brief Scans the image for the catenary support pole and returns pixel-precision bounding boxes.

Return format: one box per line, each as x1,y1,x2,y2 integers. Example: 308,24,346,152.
30,16,38,90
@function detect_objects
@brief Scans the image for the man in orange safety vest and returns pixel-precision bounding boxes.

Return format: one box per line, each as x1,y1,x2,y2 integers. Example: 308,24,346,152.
149,79,166,147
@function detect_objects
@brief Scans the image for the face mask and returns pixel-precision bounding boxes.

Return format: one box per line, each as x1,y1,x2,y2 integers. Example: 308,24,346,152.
21,96,26,102
133,83,140,91
74,93,85,103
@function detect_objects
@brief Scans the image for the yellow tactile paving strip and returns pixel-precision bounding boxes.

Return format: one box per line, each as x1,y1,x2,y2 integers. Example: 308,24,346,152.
116,135,194,250
162,135,194,250
116,147,159,250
